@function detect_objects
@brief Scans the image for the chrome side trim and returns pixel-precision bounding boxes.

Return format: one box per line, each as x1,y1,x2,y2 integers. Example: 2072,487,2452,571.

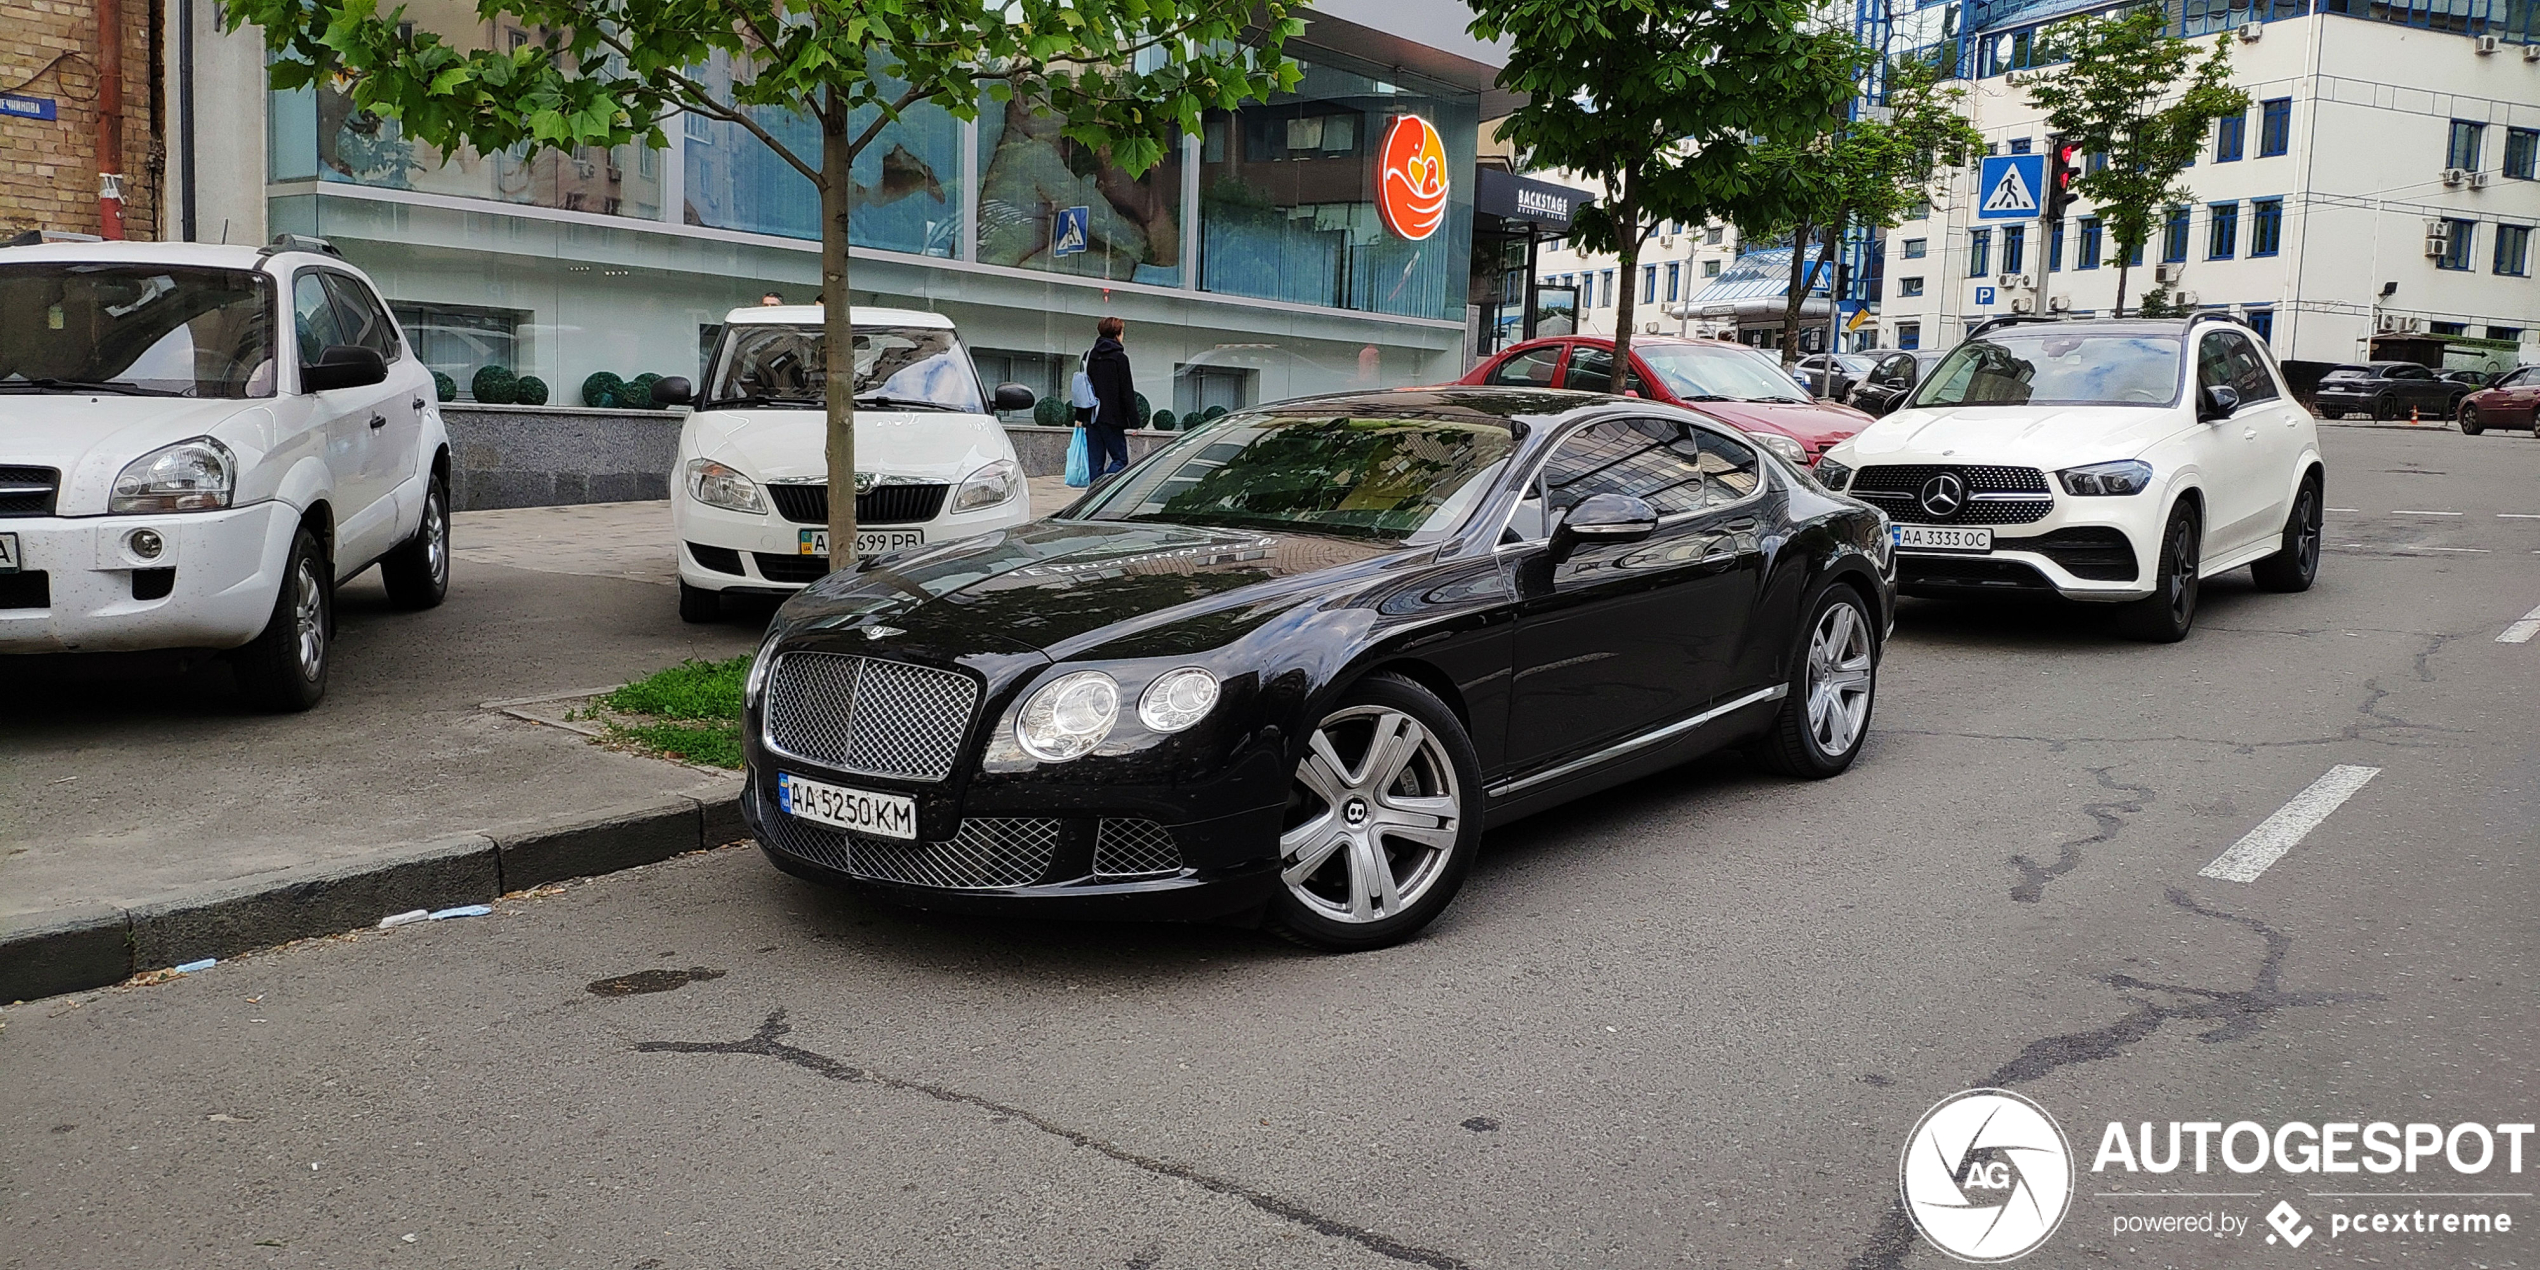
1486,684,1788,800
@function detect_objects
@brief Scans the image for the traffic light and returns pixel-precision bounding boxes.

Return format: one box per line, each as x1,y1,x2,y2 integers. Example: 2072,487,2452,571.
2045,134,2081,224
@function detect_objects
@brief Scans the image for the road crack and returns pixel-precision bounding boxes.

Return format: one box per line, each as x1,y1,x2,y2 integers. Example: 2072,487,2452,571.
2009,767,2151,903
635,1010,1472,1270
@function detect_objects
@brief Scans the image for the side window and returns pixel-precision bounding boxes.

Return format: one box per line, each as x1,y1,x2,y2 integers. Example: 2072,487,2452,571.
1541,419,1712,520
2196,334,2237,393
320,273,401,362
2389,365,2428,380
291,273,347,366
1560,346,1643,394
2215,333,2277,402
1484,346,1562,388
1692,428,1760,506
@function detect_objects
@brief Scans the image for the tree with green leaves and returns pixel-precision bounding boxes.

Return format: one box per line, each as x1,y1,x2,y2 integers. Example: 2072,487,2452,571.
1468,0,1855,383
2025,9,2248,317
227,0,1299,567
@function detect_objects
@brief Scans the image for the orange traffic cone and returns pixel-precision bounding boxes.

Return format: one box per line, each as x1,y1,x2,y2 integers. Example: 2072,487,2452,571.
2410,405,2420,425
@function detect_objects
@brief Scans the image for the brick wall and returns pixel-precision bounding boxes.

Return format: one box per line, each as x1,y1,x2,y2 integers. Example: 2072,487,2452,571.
1,0,162,241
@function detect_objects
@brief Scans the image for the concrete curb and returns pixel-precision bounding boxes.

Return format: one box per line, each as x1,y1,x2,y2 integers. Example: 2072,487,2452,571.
0,788,744,1004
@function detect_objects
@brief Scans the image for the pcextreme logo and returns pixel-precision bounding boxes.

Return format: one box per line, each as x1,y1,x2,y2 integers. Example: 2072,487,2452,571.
1375,114,1449,242
1901,1089,2077,1263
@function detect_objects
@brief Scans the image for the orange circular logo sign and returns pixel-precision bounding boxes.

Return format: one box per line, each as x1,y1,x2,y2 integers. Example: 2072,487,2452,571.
1376,114,1450,242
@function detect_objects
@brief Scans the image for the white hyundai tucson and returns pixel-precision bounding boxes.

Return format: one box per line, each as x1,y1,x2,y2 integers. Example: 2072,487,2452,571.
1814,314,2323,641
1,237,451,708
664,306,1036,621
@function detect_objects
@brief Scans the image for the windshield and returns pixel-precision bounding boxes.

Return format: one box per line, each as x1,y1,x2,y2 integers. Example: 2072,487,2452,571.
703,323,984,411
0,263,276,398
1073,414,1515,541
1908,331,2183,409
1635,344,1811,403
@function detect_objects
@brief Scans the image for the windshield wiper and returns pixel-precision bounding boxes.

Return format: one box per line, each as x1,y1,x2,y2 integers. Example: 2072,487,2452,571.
698,394,817,410
0,377,184,397
854,394,962,412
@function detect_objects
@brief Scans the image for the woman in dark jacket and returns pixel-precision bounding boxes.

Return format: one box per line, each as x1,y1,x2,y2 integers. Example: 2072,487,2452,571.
1081,317,1135,478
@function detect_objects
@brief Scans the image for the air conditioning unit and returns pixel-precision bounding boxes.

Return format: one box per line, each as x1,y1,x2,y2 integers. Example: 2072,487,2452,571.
2238,22,2262,40
2474,33,2500,53
2177,291,2200,307
2154,262,2184,284
2425,234,2450,257
2442,167,2469,186
2011,296,2036,314
2470,171,2492,189
2047,294,2073,312
1644,321,1661,334
2524,42,2540,60
1998,273,2034,290
1658,235,1675,247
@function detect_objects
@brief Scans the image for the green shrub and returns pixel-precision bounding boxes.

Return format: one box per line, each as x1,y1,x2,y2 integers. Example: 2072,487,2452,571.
1133,392,1152,427
470,365,517,404
1201,404,1229,422
1032,394,1072,428
629,373,663,409
513,375,550,405
431,370,456,403
581,371,625,408
1151,408,1178,431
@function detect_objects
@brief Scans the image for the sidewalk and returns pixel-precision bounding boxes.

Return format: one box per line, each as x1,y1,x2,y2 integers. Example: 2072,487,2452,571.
1,481,1088,1001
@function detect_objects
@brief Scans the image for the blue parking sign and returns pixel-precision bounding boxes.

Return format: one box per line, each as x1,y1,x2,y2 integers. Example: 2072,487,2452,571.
1975,286,1997,307
1976,155,2045,221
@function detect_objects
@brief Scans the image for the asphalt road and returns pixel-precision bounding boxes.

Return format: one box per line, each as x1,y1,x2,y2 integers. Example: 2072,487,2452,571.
7,424,2537,1270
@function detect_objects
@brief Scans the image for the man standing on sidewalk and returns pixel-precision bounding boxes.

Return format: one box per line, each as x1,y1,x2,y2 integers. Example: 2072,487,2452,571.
1083,317,1136,478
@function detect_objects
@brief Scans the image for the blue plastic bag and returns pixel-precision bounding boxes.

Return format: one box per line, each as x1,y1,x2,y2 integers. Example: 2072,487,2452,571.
1063,425,1092,488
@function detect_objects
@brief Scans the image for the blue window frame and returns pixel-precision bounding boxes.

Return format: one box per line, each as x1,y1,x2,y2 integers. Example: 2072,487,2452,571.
2002,225,2026,275
2215,112,2245,162
2208,202,2238,259
2009,137,2033,154
2078,218,2102,270
1642,264,1658,303
1902,237,1928,259
2048,223,2064,272
2506,129,2537,180
1601,269,1616,305
2448,121,2483,172
2437,219,2475,272
2246,309,2273,342
1900,276,1925,297
2498,224,2532,278
2259,98,2291,157
1666,262,1681,301
2250,198,2283,257
1969,228,1992,277
2123,237,2144,268
2161,207,2191,263
1898,322,1921,350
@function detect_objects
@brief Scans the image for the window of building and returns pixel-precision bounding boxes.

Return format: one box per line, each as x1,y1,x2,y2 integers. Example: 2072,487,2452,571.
2087,150,2108,174
2246,309,2274,342
1900,276,1925,297
389,301,528,395
2489,326,2524,341
2162,208,2191,263
2208,202,2238,259
1898,322,1922,350
1666,262,1682,301
2009,137,2033,154
2215,112,2245,162
1643,264,1658,303
2048,224,2064,271
2429,321,2467,336
1969,229,1992,277
1703,259,1722,278
2448,120,2484,171
2507,129,2538,180
2078,218,2103,270
1706,225,1725,244
1601,269,1616,305
2259,98,2291,157
2250,198,2283,257
2124,238,2144,268
2498,223,2533,277
1905,199,1930,221
2002,225,2026,275
1902,237,1928,259
2438,219,2476,271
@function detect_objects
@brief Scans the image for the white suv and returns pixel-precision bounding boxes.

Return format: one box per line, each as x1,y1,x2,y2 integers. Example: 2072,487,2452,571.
663,306,1036,621
1814,315,2322,641
0,237,451,707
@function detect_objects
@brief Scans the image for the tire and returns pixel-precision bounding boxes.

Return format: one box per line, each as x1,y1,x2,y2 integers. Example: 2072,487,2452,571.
678,581,721,623
2371,393,2398,422
2457,402,2484,436
1750,585,1879,779
2251,473,2323,593
1265,673,1481,952
232,526,332,712
379,472,450,609
2117,504,2201,643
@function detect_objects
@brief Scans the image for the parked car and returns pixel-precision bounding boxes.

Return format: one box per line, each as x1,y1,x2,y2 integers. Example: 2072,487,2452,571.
1458,336,1875,464
662,306,1038,622
1,236,451,709
1847,349,1950,417
1815,314,2322,642
2309,361,2467,421
742,388,1893,950
2436,368,2498,390
1795,353,1880,400
2457,365,2540,435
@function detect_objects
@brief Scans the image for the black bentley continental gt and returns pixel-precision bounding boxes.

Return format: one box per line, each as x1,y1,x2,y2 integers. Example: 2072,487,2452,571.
740,388,1895,950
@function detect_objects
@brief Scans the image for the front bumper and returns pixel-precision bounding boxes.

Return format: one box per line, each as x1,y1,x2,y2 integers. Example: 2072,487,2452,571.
674,486,1032,593
0,501,293,653
1896,524,2152,602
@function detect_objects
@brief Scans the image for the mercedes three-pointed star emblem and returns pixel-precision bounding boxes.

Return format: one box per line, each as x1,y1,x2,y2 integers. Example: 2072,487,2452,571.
1918,472,1967,519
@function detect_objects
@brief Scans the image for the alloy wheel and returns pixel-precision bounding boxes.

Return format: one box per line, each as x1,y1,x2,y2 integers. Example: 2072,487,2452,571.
2291,486,2321,575
2167,518,2200,626
1280,706,1462,924
1804,601,1874,757
423,490,449,585
291,556,326,681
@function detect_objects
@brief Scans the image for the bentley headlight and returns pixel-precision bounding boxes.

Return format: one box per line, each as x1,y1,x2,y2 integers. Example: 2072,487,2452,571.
1748,430,1809,468
686,458,767,513
1138,667,1219,733
1813,457,1855,492
2056,460,2154,496
1016,670,1119,762
111,437,234,513
953,458,1022,512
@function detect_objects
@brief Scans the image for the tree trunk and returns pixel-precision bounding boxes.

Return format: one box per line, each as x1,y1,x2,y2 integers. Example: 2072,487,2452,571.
1779,220,1815,368
1609,175,1639,391
820,97,859,571
2112,252,2132,320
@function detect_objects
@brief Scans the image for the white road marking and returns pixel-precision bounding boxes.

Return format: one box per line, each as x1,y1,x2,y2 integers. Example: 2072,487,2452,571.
2499,603,2540,644
2198,765,2381,884
2500,513,2540,519
2416,546,2489,553
2326,507,2360,513
2391,509,2463,516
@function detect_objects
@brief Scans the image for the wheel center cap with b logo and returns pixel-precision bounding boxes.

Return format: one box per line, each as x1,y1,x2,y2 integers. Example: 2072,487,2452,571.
1919,472,1967,519
1343,797,1369,828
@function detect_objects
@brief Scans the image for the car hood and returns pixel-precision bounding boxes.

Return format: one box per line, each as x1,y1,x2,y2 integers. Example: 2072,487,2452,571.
0,395,276,513
1829,405,2191,468
685,406,1014,483
776,518,1402,660
1691,398,1874,451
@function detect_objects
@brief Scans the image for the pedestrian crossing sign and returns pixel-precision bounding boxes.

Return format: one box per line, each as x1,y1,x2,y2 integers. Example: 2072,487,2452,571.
1052,205,1091,256
1977,155,2046,220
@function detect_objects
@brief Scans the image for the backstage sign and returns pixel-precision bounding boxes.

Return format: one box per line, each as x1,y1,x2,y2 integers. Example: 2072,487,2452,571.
1899,1090,2533,1262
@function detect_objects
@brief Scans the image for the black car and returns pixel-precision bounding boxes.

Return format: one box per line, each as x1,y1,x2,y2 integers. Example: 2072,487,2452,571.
1847,349,1949,417
739,389,1894,950
1795,353,1880,400
2310,362,2468,421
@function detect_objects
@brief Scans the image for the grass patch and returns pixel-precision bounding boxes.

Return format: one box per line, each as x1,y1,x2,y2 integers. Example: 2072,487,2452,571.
592,655,749,768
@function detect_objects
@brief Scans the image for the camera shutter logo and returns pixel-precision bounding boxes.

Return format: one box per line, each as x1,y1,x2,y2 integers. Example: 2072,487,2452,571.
1376,115,1450,242
1900,1089,2074,1263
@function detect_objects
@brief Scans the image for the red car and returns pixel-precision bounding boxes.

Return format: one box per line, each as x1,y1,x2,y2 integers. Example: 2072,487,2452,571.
1458,336,1875,463
2457,365,2539,435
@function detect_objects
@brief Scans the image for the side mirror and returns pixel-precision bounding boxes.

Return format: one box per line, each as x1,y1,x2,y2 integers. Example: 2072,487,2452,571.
651,376,694,406
2198,384,2241,421
1550,492,1658,560
301,345,387,393
992,382,1036,412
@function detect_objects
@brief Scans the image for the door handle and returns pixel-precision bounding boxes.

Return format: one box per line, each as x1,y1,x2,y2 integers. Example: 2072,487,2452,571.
1721,517,1758,533
368,414,387,429
411,397,426,410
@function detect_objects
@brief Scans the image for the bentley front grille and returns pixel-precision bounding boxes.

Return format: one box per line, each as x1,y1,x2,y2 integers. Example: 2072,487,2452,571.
762,652,979,782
